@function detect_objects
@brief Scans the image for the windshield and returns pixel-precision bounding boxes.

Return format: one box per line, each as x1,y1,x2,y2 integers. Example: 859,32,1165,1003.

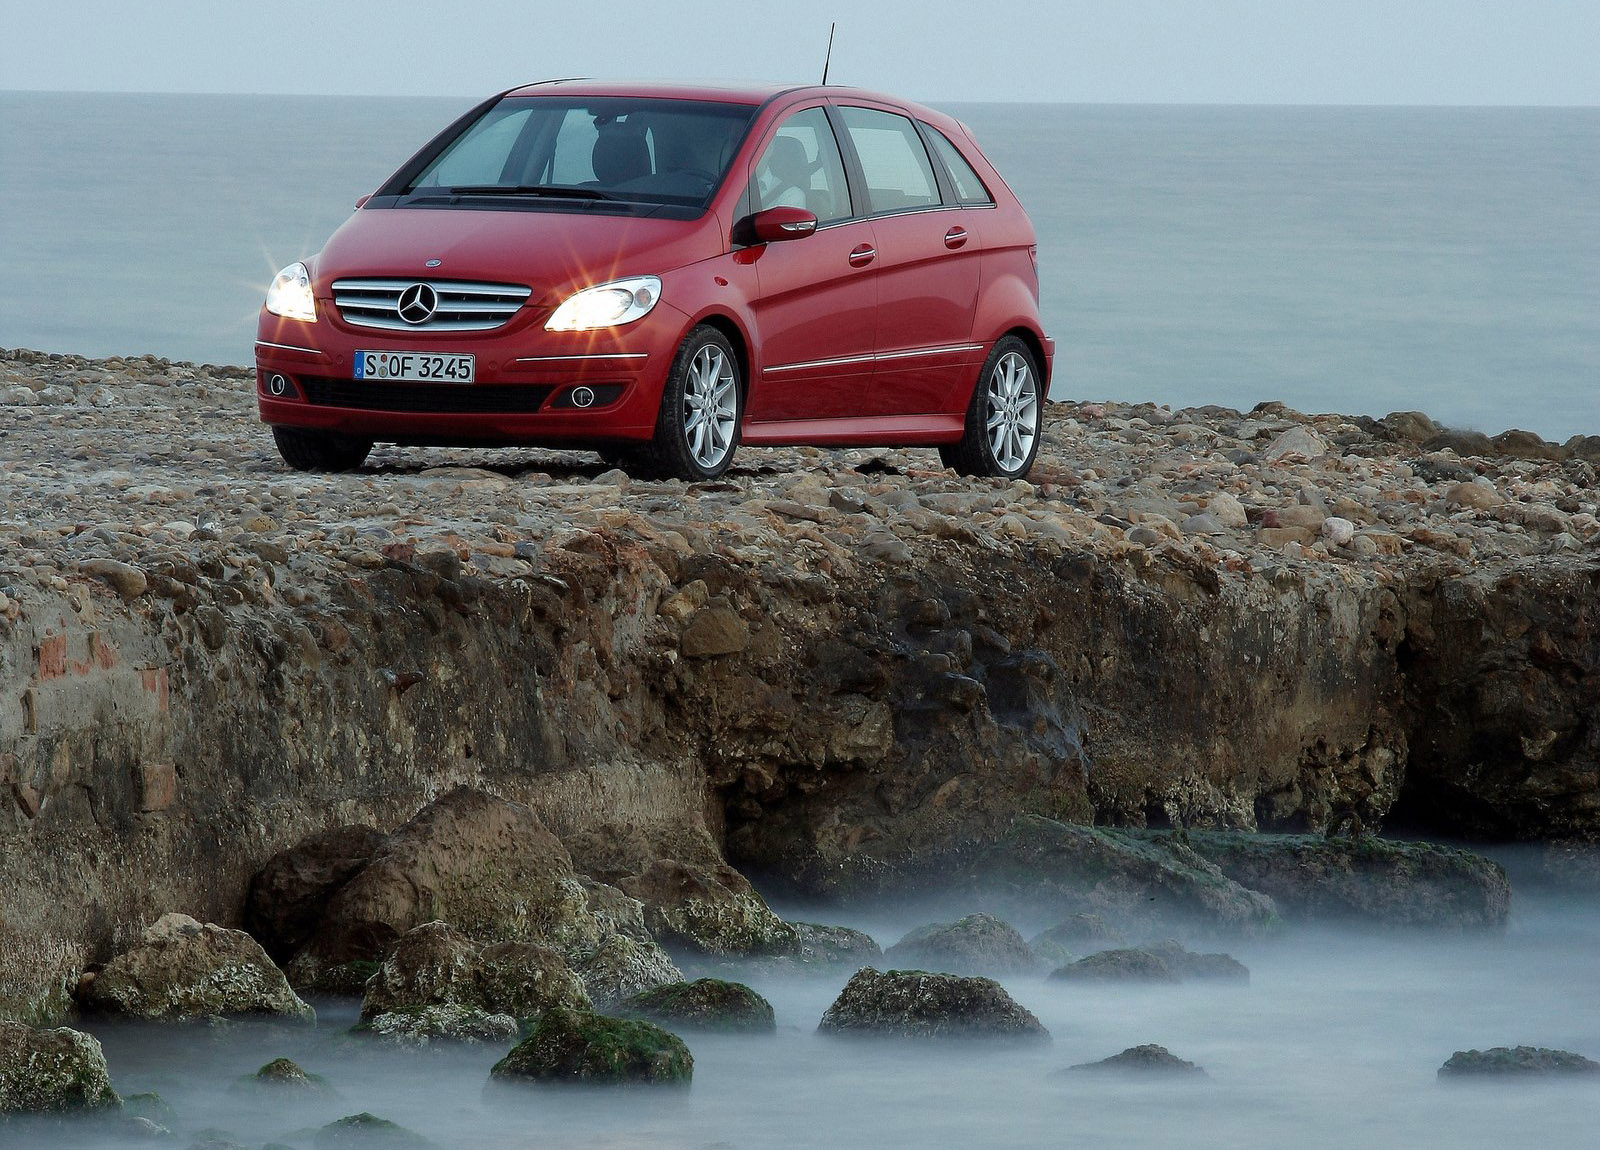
402,96,758,211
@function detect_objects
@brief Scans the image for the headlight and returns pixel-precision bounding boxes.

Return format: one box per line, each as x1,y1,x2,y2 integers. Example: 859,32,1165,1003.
265,262,316,322
545,276,661,332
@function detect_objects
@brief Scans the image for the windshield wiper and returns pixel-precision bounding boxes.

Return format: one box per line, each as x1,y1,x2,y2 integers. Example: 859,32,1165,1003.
419,184,620,201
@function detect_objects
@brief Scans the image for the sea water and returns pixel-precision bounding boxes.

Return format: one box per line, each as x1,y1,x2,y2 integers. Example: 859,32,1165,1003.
2,93,1596,439
7,873,1599,1149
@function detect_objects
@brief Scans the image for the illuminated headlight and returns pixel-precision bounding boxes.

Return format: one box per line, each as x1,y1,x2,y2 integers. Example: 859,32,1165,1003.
545,276,661,332
265,262,316,322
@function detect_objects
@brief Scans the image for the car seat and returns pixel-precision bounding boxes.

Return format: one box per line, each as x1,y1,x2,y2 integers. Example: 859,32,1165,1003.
591,123,652,186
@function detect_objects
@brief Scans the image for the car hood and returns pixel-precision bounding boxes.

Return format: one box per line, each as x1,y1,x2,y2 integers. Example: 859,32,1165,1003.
312,205,720,305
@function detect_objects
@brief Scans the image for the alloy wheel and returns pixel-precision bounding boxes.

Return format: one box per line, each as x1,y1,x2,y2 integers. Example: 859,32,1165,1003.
985,351,1039,472
683,344,738,470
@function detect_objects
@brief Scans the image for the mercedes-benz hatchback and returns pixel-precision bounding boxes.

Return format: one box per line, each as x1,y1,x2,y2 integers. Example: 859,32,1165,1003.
256,80,1052,480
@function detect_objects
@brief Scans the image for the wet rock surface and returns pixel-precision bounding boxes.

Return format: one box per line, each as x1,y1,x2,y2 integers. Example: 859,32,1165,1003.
883,913,1038,975
1050,948,1181,984
0,1021,119,1114
1066,1044,1207,1075
77,914,312,1022
1438,1046,1600,1079
817,967,1049,1039
2,348,1598,1008
618,978,776,1033
490,1005,693,1085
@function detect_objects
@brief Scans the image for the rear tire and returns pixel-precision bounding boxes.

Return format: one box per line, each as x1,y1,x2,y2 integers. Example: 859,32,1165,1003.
635,325,743,480
272,426,372,472
939,336,1043,479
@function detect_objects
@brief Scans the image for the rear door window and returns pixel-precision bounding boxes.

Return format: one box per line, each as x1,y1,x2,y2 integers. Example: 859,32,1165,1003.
837,106,941,214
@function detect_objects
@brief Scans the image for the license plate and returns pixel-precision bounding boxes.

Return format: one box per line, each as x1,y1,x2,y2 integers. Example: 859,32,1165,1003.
355,351,475,383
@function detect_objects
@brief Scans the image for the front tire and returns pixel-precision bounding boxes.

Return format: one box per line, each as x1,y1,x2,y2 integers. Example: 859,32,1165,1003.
637,326,743,480
940,336,1043,479
272,426,372,472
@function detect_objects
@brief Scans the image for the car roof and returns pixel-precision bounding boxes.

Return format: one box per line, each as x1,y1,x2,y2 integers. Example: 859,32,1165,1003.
500,78,935,115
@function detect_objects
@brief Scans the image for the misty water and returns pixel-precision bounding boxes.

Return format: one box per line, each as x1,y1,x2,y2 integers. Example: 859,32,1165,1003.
10,863,1599,1149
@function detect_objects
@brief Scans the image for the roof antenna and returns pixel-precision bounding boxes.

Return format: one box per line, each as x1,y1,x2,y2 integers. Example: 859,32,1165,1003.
822,22,836,85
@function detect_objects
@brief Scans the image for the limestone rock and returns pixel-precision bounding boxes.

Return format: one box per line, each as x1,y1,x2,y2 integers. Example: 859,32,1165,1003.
1050,947,1179,984
620,859,798,958
680,604,750,657
314,1112,434,1147
1171,831,1510,929
80,914,312,1021
0,1022,119,1114
619,978,775,1033
244,825,387,963
235,1057,333,1095
569,933,684,1012
360,1003,519,1046
884,913,1037,975
1438,1046,1600,1078
1028,914,1125,968
817,967,1048,1040
1067,1044,1206,1075
791,922,884,965
1139,939,1250,982
1262,427,1327,462
490,1006,693,1085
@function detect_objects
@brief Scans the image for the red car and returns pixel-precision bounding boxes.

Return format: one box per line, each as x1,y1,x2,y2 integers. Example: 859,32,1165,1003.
256,80,1052,480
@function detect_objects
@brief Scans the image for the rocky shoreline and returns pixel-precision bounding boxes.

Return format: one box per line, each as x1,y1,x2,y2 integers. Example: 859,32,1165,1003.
2,345,1598,1033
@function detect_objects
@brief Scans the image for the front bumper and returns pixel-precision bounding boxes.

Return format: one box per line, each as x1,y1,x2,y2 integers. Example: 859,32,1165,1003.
254,306,686,445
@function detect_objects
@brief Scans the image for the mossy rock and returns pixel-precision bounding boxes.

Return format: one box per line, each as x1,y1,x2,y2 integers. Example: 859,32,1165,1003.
818,967,1049,1040
230,1056,334,1095
356,1003,518,1046
0,1022,120,1114
1050,948,1179,983
314,1112,434,1147
490,1006,692,1085
123,1091,178,1125
1066,1043,1207,1075
619,979,775,1033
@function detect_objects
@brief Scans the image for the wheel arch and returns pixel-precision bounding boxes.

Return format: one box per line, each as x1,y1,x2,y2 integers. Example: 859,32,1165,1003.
681,310,753,399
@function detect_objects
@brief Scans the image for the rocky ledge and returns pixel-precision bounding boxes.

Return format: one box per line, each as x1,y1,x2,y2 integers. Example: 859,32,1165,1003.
2,347,1598,1012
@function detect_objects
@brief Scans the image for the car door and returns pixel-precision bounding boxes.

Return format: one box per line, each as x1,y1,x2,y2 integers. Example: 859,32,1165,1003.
742,105,879,425
833,104,982,417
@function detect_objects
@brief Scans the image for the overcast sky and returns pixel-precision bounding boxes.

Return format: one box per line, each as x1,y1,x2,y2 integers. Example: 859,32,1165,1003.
7,0,1599,105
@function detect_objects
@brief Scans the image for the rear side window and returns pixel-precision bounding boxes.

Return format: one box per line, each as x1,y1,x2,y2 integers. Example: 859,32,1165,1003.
926,126,994,205
837,106,940,213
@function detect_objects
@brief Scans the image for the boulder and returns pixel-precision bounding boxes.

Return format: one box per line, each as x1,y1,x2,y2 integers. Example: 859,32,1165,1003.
791,922,884,966
1067,1044,1206,1075
569,933,684,1012
619,979,776,1033
1029,914,1125,968
817,967,1049,1040
1438,1046,1600,1079
79,914,312,1021
966,817,1279,937
1168,831,1510,929
244,825,387,963
360,1003,519,1046
1139,940,1250,982
314,1112,434,1147
234,1057,333,1095
0,1021,120,1114
1050,948,1179,984
619,859,798,958
360,922,590,1031
0,929,84,1027
490,1006,693,1085
884,913,1037,975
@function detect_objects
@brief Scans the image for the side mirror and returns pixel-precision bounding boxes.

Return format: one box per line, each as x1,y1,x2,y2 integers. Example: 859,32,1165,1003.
354,194,372,210
740,206,818,244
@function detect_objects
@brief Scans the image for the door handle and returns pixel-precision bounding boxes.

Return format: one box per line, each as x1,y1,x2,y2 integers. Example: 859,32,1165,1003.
848,244,877,267
944,227,969,249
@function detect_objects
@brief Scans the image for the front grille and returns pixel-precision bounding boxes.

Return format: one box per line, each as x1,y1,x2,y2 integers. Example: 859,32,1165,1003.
300,376,552,414
331,278,532,332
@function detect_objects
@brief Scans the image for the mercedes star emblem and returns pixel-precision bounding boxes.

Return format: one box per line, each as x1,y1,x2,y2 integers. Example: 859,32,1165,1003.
397,283,438,325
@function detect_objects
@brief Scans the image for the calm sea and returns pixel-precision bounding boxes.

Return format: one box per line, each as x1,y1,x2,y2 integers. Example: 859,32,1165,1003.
2,93,1596,440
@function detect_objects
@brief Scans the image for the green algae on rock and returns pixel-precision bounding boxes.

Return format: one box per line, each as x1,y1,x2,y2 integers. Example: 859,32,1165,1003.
1049,947,1181,984
490,1005,693,1085
818,967,1049,1040
78,914,312,1022
619,979,776,1033
0,1022,119,1114
232,1057,334,1095
314,1111,434,1147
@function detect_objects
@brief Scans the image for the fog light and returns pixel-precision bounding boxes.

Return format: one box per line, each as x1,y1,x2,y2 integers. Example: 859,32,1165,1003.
570,386,595,408
266,373,290,397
